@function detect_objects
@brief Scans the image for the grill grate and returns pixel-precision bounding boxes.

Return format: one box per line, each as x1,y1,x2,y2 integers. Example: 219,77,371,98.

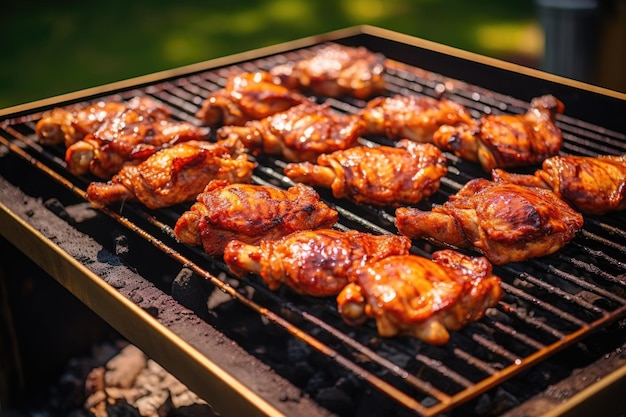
1,41,626,416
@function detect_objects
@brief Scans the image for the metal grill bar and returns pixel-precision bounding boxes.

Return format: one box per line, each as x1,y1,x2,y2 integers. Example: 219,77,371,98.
1,39,626,417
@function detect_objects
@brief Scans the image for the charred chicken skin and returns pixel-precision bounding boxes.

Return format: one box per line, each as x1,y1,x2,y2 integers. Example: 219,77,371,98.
359,95,473,143
66,102,210,179
36,97,170,147
284,139,447,206
86,139,254,210
216,102,365,162
337,249,502,345
195,71,310,128
270,43,386,99
396,178,583,265
223,229,411,297
433,95,565,171
174,180,339,256
492,154,626,216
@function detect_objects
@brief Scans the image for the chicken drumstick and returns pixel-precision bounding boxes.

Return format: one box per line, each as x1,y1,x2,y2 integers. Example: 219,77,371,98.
284,139,447,206
216,102,365,162
337,249,502,345
270,43,386,99
492,153,626,216
195,71,310,128
66,102,210,178
396,178,584,265
174,180,338,255
224,229,411,297
433,94,564,171
86,139,254,210
36,97,169,147
359,95,473,143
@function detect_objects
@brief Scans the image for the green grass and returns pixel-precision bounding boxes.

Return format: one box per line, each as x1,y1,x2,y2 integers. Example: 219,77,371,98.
1,0,539,109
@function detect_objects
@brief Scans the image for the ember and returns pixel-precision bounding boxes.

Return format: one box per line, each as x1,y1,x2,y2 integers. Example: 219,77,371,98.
8,339,217,417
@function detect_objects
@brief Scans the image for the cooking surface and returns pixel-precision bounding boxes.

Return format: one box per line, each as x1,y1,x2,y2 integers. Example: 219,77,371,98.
1,27,626,417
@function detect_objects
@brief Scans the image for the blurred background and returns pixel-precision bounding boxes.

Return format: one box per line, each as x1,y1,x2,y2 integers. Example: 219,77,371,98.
2,0,624,110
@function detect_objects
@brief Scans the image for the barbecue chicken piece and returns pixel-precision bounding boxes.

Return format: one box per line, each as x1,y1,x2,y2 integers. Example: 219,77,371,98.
224,229,411,297
86,139,254,210
217,102,365,162
284,139,447,206
433,95,565,171
492,154,626,216
36,97,169,147
195,71,310,128
174,180,338,255
395,178,583,265
270,43,386,99
66,102,210,179
337,249,502,344
359,95,473,143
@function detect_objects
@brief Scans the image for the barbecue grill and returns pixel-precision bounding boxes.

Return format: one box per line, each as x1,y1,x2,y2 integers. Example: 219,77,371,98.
1,26,626,417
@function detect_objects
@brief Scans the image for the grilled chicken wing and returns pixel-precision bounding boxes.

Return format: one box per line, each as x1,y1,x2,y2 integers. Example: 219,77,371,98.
36,97,169,147
216,102,365,162
66,102,210,179
86,139,254,210
195,71,310,128
337,249,502,344
174,180,338,255
396,178,583,265
223,229,411,297
270,43,386,99
433,95,564,171
284,139,447,206
492,154,626,216
359,95,473,143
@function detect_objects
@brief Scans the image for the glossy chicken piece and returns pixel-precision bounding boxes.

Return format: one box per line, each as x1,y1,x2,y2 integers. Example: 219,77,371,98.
396,178,583,265
216,102,365,162
86,139,254,210
284,139,447,206
270,43,386,99
66,103,210,179
492,154,626,216
223,229,411,297
433,95,565,171
337,249,502,344
174,180,338,255
359,95,473,143
195,71,310,128
36,97,169,147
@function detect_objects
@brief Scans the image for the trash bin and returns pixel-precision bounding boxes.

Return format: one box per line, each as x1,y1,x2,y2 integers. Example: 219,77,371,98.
535,0,601,82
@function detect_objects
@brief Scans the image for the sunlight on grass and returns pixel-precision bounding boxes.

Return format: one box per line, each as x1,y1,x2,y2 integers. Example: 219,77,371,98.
164,36,201,62
226,10,266,34
0,0,542,108
475,21,543,57
264,0,315,22
340,0,387,20
339,0,416,22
